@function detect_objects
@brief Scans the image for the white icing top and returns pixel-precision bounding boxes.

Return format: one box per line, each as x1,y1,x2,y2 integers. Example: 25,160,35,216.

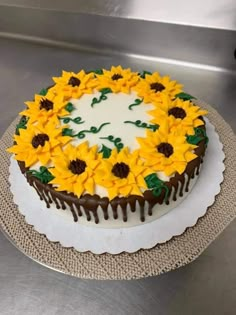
67,91,154,150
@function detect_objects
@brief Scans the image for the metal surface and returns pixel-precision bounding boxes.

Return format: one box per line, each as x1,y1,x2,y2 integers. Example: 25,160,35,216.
1,6,236,73
0,0,236,30
0,7,236,315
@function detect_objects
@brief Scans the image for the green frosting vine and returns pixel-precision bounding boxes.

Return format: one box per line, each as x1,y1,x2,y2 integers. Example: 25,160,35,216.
139,70,152,78
186,127,209,145
124,120,159,132
27,166,54,184
145,173,169,201
100,135,124,151
65,102,75,113
16,116,29,135
128,98,143,110
62,122,110,139
99,144,112,158
38,88,48,96
175,92,196,101
91,88,112,107
59,116,84,125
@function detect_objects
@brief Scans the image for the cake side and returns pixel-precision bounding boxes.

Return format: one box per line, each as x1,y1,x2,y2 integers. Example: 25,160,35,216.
17,133,206,224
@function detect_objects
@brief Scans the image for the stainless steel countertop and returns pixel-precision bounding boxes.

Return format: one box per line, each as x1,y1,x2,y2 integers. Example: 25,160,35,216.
0,33,236,315
0,0,236,31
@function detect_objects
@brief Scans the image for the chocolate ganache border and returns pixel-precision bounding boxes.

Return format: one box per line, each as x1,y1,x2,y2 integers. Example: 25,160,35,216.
16,123,207,224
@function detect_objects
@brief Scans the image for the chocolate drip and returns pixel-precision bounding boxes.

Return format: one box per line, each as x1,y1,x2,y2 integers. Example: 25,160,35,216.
43,189,52,207
128,198,136,212
100,197,109,220
179,177,185,197
74,203,82,217
165,186,171,204
84,207,91,221
84,194,101,224
40,188,50,208
52,196,60,209
136,198,145,221
172,181,178,201
118,198,127,222
185,175,191,193
59,199,66,210
69,204,78,222
110,199,119,219
30,180,43,200
196,164,201,176
46,191,53,204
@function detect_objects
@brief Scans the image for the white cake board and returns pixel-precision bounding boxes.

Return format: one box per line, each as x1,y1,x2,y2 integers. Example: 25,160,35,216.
9,119,225,254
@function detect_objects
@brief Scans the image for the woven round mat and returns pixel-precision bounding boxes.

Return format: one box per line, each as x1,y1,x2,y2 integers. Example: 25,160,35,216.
1,101,236,280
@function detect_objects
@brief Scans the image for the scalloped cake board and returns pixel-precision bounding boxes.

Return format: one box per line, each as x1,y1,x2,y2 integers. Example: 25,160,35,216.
9,119,225,254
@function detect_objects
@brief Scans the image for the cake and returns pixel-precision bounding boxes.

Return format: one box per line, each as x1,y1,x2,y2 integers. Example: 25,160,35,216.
7,66,208,227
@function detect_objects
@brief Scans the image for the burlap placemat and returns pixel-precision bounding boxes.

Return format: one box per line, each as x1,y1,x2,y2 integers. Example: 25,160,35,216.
0,101,236,280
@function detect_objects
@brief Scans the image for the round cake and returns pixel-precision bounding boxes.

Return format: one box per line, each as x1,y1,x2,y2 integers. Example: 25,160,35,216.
7,66,208,227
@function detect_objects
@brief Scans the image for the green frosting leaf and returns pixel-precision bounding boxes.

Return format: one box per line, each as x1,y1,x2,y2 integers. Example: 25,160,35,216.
38,88,48,96
186,127,208,145
65,102,75,112
15,117,29,135
27,166,54,184
175,92,196,101
99,144,112,158
89,69,104,75
91,88,112,107
139,70,152,78
145,173,169,201
62,128,74,137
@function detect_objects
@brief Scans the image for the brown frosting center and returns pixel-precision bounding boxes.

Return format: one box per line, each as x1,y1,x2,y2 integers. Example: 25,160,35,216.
168,107,186,119
39,98,53,111
69,159,87,175
150,82,165,92
112,162,130,178
68,76,81,87
111,74,123,81
32,134,49,148
157,142,173,157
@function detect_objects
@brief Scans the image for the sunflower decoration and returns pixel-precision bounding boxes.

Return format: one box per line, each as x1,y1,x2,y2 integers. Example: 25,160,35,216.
137,123,197,176
20,91,69,125
95,147,150,200
49,142,100,197
133,72,183,103
149,95,208,136
51,70,98,99
7,121,71,168
95,65,140,94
